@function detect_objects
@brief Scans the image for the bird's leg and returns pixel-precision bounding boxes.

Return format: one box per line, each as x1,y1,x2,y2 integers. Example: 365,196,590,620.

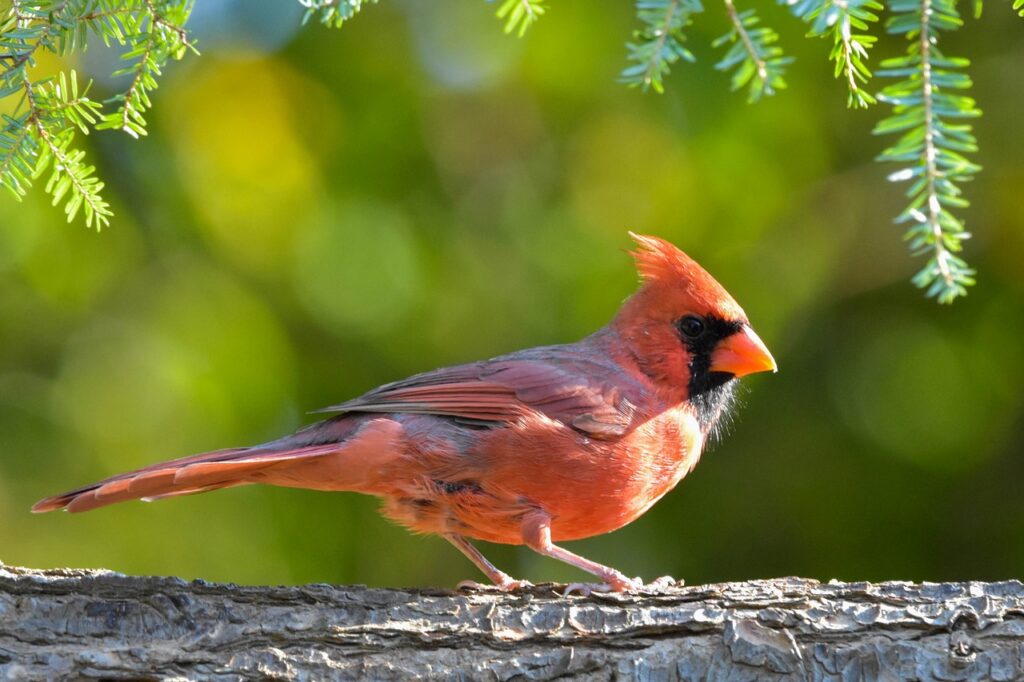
444,534,532,591
520,512,643,595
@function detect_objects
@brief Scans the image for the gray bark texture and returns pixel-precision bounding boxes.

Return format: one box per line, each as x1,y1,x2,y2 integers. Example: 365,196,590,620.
2,563,1023,681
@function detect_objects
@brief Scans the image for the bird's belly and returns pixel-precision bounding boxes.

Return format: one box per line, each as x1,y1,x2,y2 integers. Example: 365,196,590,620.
540,434,702,542
433,408,704,544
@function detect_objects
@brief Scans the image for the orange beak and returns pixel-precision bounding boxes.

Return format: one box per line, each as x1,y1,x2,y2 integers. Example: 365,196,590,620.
710,325,777,377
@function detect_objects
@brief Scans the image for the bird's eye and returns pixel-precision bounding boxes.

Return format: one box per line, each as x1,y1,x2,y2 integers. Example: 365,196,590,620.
678,315,706,339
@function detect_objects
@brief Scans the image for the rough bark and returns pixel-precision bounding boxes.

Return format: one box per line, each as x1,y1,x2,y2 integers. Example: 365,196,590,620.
2,563,1023,680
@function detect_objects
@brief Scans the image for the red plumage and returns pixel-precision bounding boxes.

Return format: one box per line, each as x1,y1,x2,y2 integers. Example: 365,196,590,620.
34,233,776,592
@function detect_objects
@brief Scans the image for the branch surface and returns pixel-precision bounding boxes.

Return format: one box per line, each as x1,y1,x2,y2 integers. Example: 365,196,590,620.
2,563,1023,680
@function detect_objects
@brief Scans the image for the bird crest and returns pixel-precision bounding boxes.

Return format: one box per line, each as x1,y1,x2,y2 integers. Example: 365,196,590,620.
627,232,745,321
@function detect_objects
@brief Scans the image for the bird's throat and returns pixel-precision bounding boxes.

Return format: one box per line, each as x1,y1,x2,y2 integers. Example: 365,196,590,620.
688,378,738,440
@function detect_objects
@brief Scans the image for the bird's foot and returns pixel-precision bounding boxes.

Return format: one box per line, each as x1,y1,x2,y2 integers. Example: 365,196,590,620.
562,574,683,597
562,582,613,597
563,572,643,597
644,575,682,592
457,578,533,593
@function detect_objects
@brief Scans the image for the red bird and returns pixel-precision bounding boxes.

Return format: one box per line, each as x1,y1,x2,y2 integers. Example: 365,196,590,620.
34,233,776,592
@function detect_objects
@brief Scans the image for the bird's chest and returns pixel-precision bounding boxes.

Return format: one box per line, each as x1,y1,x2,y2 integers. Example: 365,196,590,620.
510,406,704,541
593,407,704,519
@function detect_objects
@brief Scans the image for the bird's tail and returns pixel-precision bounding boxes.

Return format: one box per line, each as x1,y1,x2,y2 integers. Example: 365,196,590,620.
31,443,344,514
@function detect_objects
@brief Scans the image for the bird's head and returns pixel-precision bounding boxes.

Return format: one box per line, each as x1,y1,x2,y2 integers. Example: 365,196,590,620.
612,233,776,412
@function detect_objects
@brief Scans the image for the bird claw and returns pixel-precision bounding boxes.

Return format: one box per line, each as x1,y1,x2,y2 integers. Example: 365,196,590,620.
457,578,533,593
562,582,611,597
563,574,644,597
643,575,682,592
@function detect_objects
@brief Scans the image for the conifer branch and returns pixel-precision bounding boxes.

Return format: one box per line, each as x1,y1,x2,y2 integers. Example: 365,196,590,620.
494,0,546,37
621,0,704,93
722,0,768,82
0,115,36,200
784,0,881,107
113,21,157,137
95,0,197,139
644,1,684,86
874,0,980,302
713,0,791,102
24,70,109,227
916,1,952,290
0,0,193,228
833,0,877,107
299,0,377,29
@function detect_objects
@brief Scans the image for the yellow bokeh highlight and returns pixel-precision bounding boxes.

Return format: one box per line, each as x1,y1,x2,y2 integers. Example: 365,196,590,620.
164,56,339,274
0,47,70,118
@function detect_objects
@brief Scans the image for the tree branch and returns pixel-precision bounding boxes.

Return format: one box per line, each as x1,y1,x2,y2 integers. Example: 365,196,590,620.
916,0,955,290
642,0,681,90
2,563,1023,679
722,0,768,84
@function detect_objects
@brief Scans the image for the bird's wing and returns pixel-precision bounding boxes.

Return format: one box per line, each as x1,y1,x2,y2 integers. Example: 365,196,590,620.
316,356,640,438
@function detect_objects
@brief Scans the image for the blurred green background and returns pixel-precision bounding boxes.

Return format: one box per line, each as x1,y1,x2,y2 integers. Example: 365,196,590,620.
1,0,1023,589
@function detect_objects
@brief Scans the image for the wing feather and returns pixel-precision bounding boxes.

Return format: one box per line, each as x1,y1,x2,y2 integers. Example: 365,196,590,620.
316,355,639,438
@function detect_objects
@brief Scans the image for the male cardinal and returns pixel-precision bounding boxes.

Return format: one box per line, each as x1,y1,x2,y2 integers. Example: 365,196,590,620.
34,233,776,593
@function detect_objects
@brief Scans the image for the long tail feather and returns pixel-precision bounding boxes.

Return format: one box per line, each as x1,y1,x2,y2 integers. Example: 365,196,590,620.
32,444,342,513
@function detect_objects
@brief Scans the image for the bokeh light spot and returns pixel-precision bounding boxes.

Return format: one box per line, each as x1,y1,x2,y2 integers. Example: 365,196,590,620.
53,261,295,460
292,201,423,336
188,1,305,56
18,201,143,310
165,58,337,274
404,1,521,90
569,110,700,239
829,313,1006,472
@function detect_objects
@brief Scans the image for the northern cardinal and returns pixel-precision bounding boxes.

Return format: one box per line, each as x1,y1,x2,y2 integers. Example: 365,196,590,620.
34,233,776,593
